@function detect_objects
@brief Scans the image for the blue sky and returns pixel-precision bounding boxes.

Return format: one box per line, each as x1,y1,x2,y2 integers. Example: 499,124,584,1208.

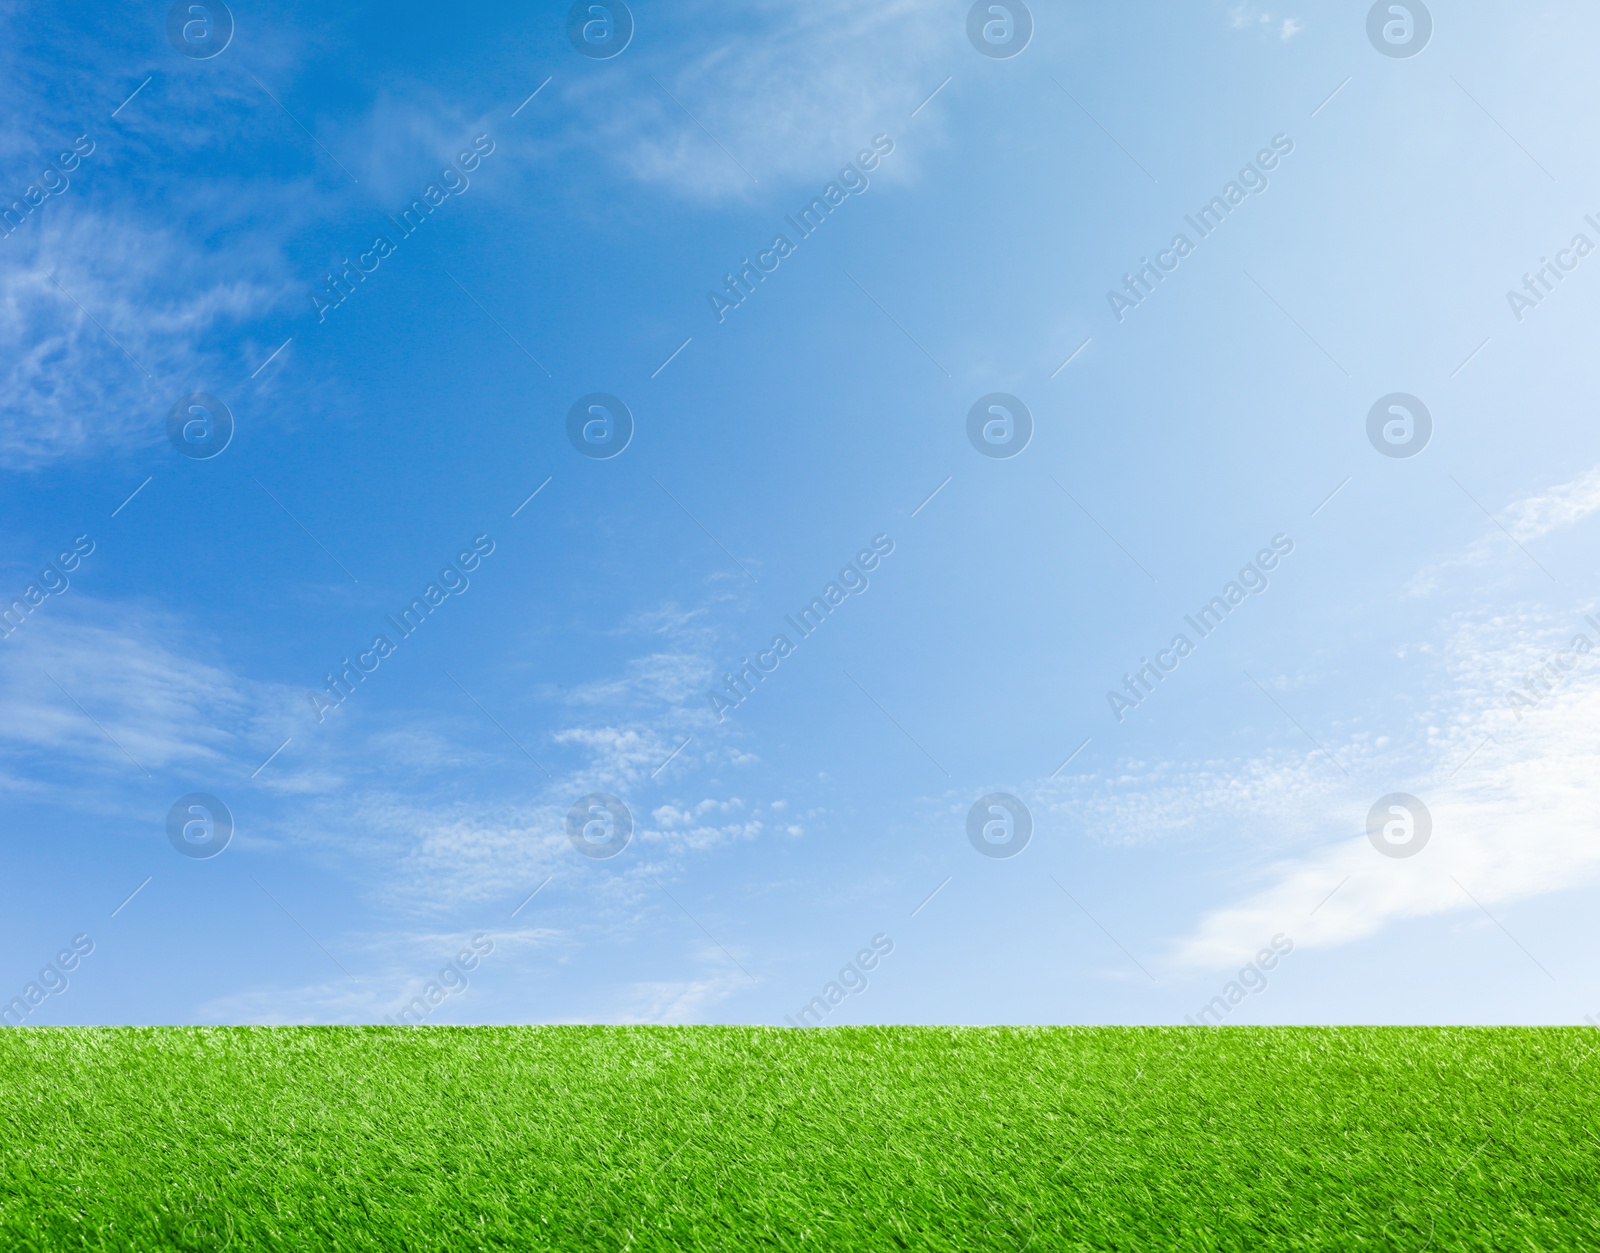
4,0,1600,1028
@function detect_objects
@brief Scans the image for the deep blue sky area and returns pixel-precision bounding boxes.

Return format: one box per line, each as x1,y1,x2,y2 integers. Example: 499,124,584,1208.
3,0,1599,1029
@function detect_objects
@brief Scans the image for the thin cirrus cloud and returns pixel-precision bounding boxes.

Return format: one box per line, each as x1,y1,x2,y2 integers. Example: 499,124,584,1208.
198,947,743,1027
0,591,784,922
0,213,290,468
552,0,948,203
1040,753,1352,855
614,967,754,1024
338,89,501,204
559,630,725,712
1406,460,1600,596
1163,475,1600,973
195,923,557,1025
0,2,945,471
359,786,781,916
0,566,747,765
1226,4,1305,40
0,604,295,784
1169,669,1600,974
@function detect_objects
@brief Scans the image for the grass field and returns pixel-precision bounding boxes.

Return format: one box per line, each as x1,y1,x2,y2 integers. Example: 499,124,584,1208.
2,1026,1596,1251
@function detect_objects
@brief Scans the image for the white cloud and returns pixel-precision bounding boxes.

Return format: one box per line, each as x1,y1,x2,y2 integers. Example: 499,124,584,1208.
1409,460,1600,595
615,967,750,1024
1226,4,1302,38
549,0,948,203
330,785,781,916
1043,471,1600,975
644,797,769,852
1040,751,1348,853
340,88,499,205
1159,598,1600,973
1504,462,1600,541
1172,676,1600,972
0,601,298,784
564,649,718,711
356,795,572,912
0,212,290,468
0,590,784,940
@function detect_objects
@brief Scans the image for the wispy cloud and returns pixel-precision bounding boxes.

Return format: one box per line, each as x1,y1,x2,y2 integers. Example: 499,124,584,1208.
0,603,298,784
1502,462,1600,542
544,0,946,203
0,213,290,468
1408,461,1600,595
1169,661,1600,972
1157,596,1600,972
339,89,498,204
615,966,752,1024
195,923,559,1024
0,585,781,926
1028,472,1600,975
1226,3,1303,38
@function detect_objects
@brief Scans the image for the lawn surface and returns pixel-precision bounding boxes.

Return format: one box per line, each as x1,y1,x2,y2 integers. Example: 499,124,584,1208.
1,1026,1596,1250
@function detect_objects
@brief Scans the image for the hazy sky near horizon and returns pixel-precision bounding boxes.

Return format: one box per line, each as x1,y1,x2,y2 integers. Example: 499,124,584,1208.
4,0,1600,1028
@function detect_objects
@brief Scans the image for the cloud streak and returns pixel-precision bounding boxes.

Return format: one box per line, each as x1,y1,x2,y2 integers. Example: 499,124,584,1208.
1157,472,1600,972
0,213,290,468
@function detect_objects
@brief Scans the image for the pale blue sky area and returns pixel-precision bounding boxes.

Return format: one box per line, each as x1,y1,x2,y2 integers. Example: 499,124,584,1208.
3,0,1599,1028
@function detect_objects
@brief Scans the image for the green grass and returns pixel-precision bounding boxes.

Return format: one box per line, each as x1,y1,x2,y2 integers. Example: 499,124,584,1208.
2,1027,1596,1251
